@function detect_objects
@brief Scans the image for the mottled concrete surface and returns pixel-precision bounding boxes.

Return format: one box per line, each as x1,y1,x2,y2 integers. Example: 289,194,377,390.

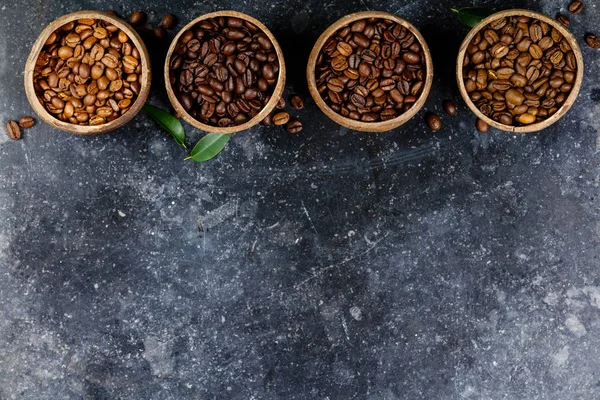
1,0,600,399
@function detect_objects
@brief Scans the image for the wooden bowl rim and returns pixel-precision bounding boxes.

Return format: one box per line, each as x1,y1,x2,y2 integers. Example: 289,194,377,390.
456,9,584,133
306,11,434,133
24,10,152,135
164,10,286,135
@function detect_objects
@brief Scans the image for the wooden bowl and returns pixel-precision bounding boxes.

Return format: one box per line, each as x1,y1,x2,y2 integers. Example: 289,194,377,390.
164,11,286,134
306,11,434,133
24,11,151,135
456,9,584,133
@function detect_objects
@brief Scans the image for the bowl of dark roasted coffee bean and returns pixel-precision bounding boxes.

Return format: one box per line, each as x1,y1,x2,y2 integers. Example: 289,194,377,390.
165,11,286,134
24,11,151,134
307,11,433,132
457,9,583,133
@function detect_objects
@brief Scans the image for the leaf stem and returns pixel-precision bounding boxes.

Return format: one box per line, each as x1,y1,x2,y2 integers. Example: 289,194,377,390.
184,156,192,161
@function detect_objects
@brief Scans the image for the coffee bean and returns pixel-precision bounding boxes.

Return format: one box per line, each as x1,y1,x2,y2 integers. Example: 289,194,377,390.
585,33,600,49
476,118,489,132
556,14,570,28
276,97,285,109
154,26,167,40
272,112,290,126
290,95,304,110
161,14,177,30
19,116,35,129
568,1,584,14
6,120,21,140
286,119,303,133
129,11,146,26
426,112,441,131
443,99,457,116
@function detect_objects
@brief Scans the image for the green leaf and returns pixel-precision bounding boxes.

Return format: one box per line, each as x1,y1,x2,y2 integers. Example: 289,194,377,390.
187,133,232,162
452,7,495,28
143,104,186,148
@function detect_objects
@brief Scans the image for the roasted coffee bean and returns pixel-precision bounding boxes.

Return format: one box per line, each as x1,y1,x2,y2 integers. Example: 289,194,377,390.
476,118,489,132
154,27,167,40
129,11,146,26
463,15,577,127
272,112,290,126
314,17,427,123
161,14,177,29
426,112,441,131
568,1,584,14
32,18,142,126
286,119,303,133
443,99,457,116
556,14,570,28
290,95,304,110
6,120,21,140
585,33,600,49
19,116,35,129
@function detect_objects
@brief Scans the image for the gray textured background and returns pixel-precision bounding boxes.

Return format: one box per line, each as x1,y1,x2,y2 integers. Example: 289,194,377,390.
1,0,599,399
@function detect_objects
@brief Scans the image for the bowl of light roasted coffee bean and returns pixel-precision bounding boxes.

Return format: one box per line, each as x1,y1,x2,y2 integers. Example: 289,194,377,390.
24,11,151,134
307,11,433,133
457,9,583,133
165,11,286,134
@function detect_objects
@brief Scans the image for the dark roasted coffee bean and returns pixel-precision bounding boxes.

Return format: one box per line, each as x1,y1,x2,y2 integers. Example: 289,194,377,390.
585,33,600,49
556,14,570,28
286,119,303,133
272,112,290,126
154,27,167,40
426,113,441,131
568,1,584,14
6,120,21,140
442,99,457,116
161,14,177,29
290,95,304,110
19,116,35,129
476,118,489,132
129,11,146,26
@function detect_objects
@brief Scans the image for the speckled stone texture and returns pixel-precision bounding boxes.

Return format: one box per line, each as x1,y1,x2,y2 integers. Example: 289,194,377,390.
0,0,599,399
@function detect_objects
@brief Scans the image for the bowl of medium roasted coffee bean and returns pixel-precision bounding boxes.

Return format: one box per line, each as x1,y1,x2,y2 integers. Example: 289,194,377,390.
457,9,584,133
307,11,433,133
165,11,286,134
24,11,151,134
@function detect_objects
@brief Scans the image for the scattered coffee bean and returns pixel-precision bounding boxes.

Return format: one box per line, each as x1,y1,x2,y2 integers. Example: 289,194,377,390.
154,26,166,40
585,33,600,49
161,14,177,30
276,97,286,109
463,16,578,126
107,10,119,17
315,17,427,123
290,95,304,110
130,11,146,26
476,118,489,133
6,120,21,140
169,16,280,127
443,99,457,116
568,1,584,14
557,14,571,27
19,116,35,129
260,113,272,126
32,18,143,126
272,111,290,126
426,112,441,131
286,119,303,133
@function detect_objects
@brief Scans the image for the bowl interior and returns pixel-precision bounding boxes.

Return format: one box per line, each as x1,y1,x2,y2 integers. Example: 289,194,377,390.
307,11,434,133
24,10,151,135
164,10,286,134
456,9,584,133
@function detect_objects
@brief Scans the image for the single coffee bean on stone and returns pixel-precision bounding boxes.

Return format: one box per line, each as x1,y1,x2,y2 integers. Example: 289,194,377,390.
19,116,35,129
161,14,177,30
272,111,290,126
557,14,571,28
130,11,146,26
6,120,21,140
286,119,303,133
568,1,584,14
585,33,600,49
463,15,578,126
314,17,427,123
168,16,280,128
154,26,167,40
443,99,457,116
32,18,143,126
476,118,489,132
290,95,304,110
426,112,441,131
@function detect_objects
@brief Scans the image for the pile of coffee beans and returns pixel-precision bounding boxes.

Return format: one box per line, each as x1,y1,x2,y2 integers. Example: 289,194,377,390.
168,16,280,128
314,17,427,123
32,18,143,126
462,16,578,126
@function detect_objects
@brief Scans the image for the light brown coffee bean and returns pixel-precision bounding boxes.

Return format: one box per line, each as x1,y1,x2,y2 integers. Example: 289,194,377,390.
556,15,570,28
568,1,584,14
585,33,600,49
273,112,290,126
19,116,35,129
286,119,303,133
6,120,21,140
476,118,489,132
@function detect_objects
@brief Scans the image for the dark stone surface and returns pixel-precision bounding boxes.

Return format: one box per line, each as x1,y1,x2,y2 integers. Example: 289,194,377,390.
1,0,599,399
